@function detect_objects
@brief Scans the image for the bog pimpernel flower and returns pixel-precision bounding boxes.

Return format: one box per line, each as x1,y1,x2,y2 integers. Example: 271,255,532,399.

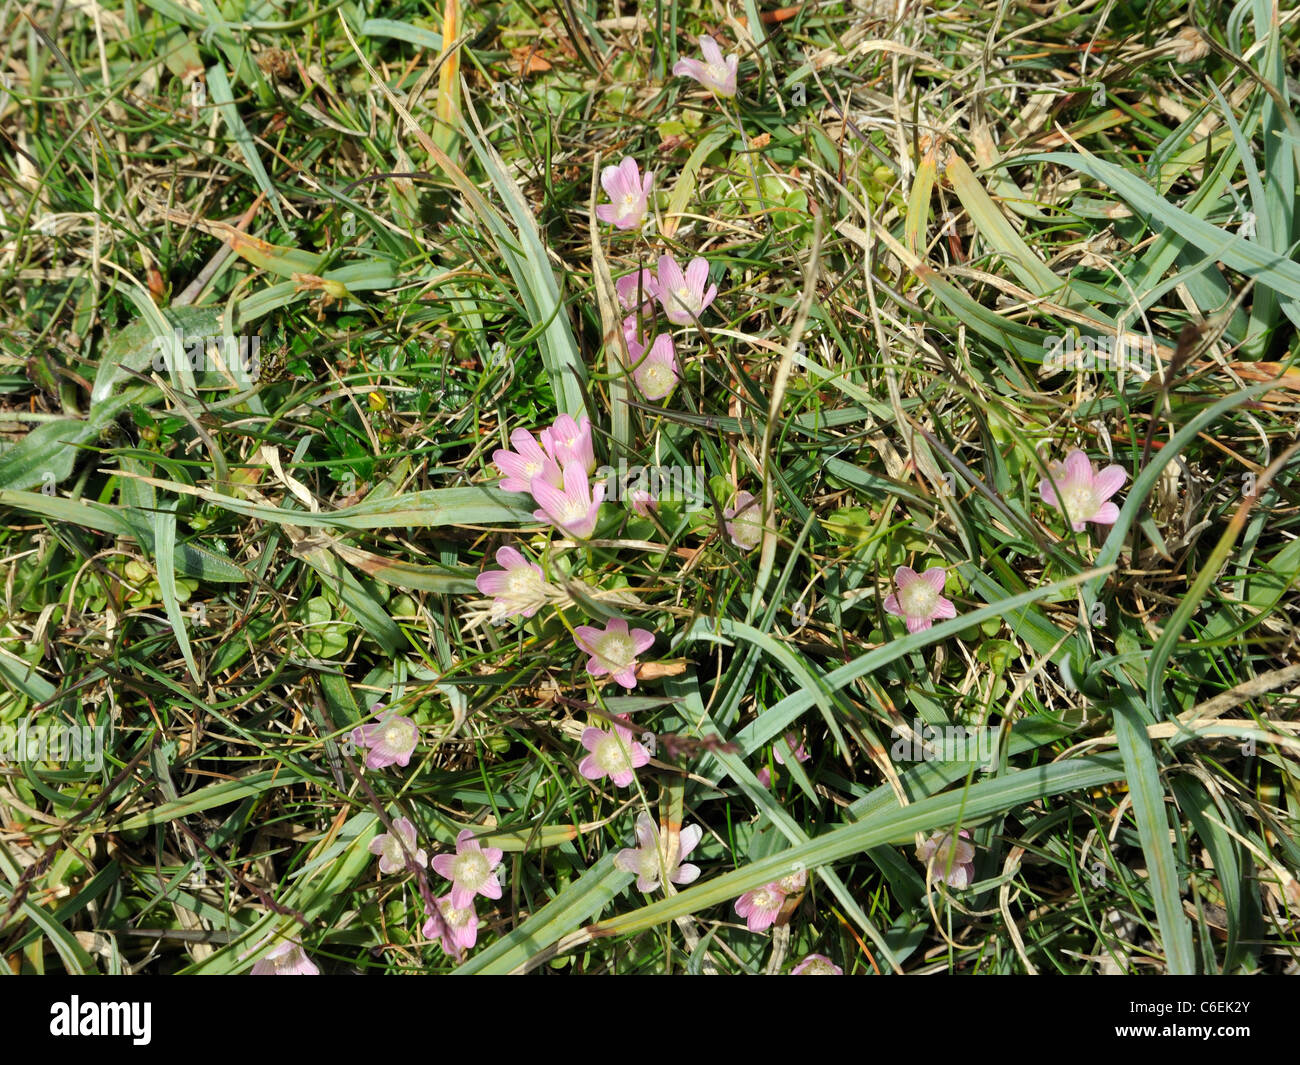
424,894,478,957
493,428,559,494
673,35,738,98
250,938,319,976
791,953,843,975
541,413,597,474
1038,449,1128,532
734,882,787,932
368,816,427,875
628,333,679,401
883,565,957,634
475,545,554,622
573,617,656,689
596,157,654,231
616,270,658,311
531,460,605,539
351,705,419,769
431,828,504,909
656,253,718,327
615,812,704,892
917,829,976,889
724,490,762,551
578,723,651,787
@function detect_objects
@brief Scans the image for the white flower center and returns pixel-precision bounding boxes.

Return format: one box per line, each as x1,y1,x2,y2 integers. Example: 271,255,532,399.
506,568,542,600
640,363,673,395
441,902,473,930
801,957,836,974
453,850,489,890
750,887,779,911
559,497,589,524
383,719,415,750
619,193,640,218
1062,483,1100,524
596,732,635,775
899,580,938,619
707,63,728,84
594,634,634,673
673,285,699,316
522,456,544,479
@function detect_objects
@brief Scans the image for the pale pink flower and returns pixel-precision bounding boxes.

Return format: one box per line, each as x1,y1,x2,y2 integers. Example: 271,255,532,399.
425,894,478,957
614,812,704,892
573,617,656,689
540,413,596,474
627,487,658,519
724,489,762,551
493,428,559,494
1038,449,1128,532
351,704,419,769
917,829,975,889
431,828,504,909
250,938,319,975
655,253,718,326
531,460,605,539
616,270,658,311
673,36,738,98
368,816,427,875
883,565,957,634
596,157,654,231
578,723,650,787
475,545,554,621
628,333,679,401
734,882,786,932
757,732,811,788
791,953,843,975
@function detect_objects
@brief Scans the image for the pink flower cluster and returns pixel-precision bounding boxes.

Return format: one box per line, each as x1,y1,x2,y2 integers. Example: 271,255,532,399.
493,413,604,540
734,867,807,932
421,829,506,958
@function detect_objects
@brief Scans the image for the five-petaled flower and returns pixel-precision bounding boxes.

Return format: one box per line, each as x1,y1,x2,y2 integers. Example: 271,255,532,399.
655,253,718,327
734,882,787,932
368,816,427,875
578,723,651,787
673,35,739,98
791,953,843,975
531,461,605,539
614,812,703,892
883,565,957,634
493,428,559,494
628,333,679,401
1038,449,1128,532
916,829,976,889
424,894,478,957
431,828,505,909
475,545,555,622
352,704,419,770
724,489,763,551
250,938,319,976
573,617,656,689
541,414,597,475
596,157,654,231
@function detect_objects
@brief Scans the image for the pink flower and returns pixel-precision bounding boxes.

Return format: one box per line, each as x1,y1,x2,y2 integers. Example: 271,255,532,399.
614,812,703,892
655,253,718,326
628,333,679,401
673,35,738,98
756,732,811,788
493,428,559,494
573,617,656,689
424,894,478,957
475,545,554,621
627,487,658,518
595,157,654,231
431,828,504,909
916,829,975,889
578,723,651,787
368,816,427,875
351,704,419,769
616,270,658,311
540,413,596,474
734,882,787,932
791,953,843,975
250,938,319,975
531,460,605,539
1038,449,1128,532
883,565,957,634
723,490,762,551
